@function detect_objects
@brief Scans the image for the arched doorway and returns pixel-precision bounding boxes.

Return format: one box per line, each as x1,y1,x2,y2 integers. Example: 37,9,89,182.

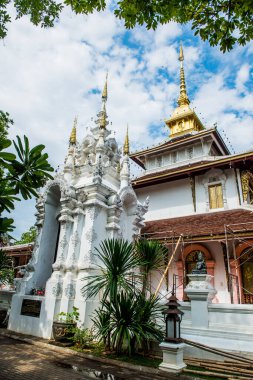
34,184,61,289
240,247,253,304
176,244,215,301
234,241,253,304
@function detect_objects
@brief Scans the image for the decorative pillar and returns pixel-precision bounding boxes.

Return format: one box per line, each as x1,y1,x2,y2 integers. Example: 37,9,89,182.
185,274,216,328
241,171,249,203
189,175,196,212
159,343,186,373
65,203,84,271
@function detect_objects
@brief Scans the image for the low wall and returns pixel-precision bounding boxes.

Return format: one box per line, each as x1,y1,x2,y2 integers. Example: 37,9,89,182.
180,301,253,359
8,294,54,339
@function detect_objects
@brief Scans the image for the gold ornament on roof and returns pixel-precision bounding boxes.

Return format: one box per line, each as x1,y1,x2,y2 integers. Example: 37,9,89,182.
70,116,77,144
178,43,190,107
95,74,109,129
165,43,204,139
123,125,129,155
102,72,108,101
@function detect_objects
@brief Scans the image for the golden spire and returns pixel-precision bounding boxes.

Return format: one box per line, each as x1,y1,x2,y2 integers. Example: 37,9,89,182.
69,116,77,144
123,125,129,155
177,43,190,107
95,74,109,129
102,72,108,101
100,102,107,129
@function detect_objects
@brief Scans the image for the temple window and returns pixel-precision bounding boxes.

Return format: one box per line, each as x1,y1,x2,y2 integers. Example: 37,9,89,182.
187,147,193,159
202,169,227,212
171,152,177,163
157,156,162,167
208,184,224,209
178,121,183,131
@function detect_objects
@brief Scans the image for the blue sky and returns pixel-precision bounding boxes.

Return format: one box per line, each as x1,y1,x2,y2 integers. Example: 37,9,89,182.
0,7,253,239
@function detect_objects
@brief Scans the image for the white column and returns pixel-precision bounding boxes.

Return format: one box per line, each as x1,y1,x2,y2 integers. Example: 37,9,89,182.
185,274,217,328
159,342,186,373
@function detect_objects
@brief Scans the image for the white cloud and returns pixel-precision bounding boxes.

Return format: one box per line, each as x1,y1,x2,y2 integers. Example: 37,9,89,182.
236,64,250,93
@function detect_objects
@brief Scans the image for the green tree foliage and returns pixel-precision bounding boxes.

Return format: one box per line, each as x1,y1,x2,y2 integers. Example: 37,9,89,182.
1,1,253,51
0,249,14,285
15,225,37,245
84,238,167,355
0,111,54,234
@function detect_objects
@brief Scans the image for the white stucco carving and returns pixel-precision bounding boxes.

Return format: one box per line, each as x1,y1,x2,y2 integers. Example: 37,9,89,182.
9,93,149,338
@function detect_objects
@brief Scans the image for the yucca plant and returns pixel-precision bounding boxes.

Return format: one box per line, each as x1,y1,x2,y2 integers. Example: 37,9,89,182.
103,291,163,355
91,302,112,350
82,238,141,304
135,239,168,296
85,238,166,356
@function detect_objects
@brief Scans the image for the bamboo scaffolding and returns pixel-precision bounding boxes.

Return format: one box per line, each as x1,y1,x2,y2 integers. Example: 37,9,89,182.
154,234,183,296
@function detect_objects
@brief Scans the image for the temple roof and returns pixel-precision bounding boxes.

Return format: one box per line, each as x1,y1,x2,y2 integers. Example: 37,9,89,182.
142,208,253,241
130,128,230,169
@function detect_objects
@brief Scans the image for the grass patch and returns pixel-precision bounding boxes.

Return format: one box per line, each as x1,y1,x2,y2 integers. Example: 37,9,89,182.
185,364,229,380
103,352,162,368
69,344,162,368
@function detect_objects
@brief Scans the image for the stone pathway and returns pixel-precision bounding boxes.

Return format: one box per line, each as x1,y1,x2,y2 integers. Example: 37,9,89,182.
0,335,192,380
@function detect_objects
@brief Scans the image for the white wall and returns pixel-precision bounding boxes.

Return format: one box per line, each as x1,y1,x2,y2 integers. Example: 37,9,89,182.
136,178,193,221
181,302,253,356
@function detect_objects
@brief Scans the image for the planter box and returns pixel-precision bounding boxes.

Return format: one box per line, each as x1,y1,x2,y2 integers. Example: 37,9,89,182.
52,321,76,344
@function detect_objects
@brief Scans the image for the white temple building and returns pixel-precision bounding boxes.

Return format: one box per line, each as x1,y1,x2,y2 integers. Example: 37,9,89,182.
8,77,149,338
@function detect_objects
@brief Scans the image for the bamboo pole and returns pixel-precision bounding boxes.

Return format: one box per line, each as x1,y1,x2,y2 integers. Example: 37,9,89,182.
154,234,183,297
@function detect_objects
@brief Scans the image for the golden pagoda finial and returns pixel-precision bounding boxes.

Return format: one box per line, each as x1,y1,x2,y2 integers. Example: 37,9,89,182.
70,116,77,144
100,102,107,129
177,43,190,107
102,72,108,101
123,125,129,155
179,43,184,61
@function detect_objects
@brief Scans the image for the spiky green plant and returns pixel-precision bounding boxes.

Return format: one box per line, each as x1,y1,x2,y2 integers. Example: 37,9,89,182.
135,239,168,296
101,291,163,355
91,302,112,350
82,238,140,304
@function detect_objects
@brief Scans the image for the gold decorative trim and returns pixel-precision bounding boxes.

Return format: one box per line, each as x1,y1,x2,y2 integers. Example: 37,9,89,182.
241,170,249,202
189,176,196,212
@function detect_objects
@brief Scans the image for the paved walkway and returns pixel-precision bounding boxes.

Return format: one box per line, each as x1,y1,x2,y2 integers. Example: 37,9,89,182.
0,335,191,380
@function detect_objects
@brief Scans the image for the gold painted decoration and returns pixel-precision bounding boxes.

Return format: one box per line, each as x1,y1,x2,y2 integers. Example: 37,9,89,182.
178,43,190,107
102,72,108,101
240,247,253,303
123,125,129,155
69,116,77,144
96,74,109,129
208,184,224,209
189,176,196,212
241,171,249,203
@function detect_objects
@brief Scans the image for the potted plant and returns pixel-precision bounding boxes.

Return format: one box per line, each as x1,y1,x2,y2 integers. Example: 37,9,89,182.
52,306,79,344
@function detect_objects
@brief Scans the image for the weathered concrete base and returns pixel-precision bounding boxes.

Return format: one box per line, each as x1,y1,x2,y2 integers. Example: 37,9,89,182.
159,342,186,373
